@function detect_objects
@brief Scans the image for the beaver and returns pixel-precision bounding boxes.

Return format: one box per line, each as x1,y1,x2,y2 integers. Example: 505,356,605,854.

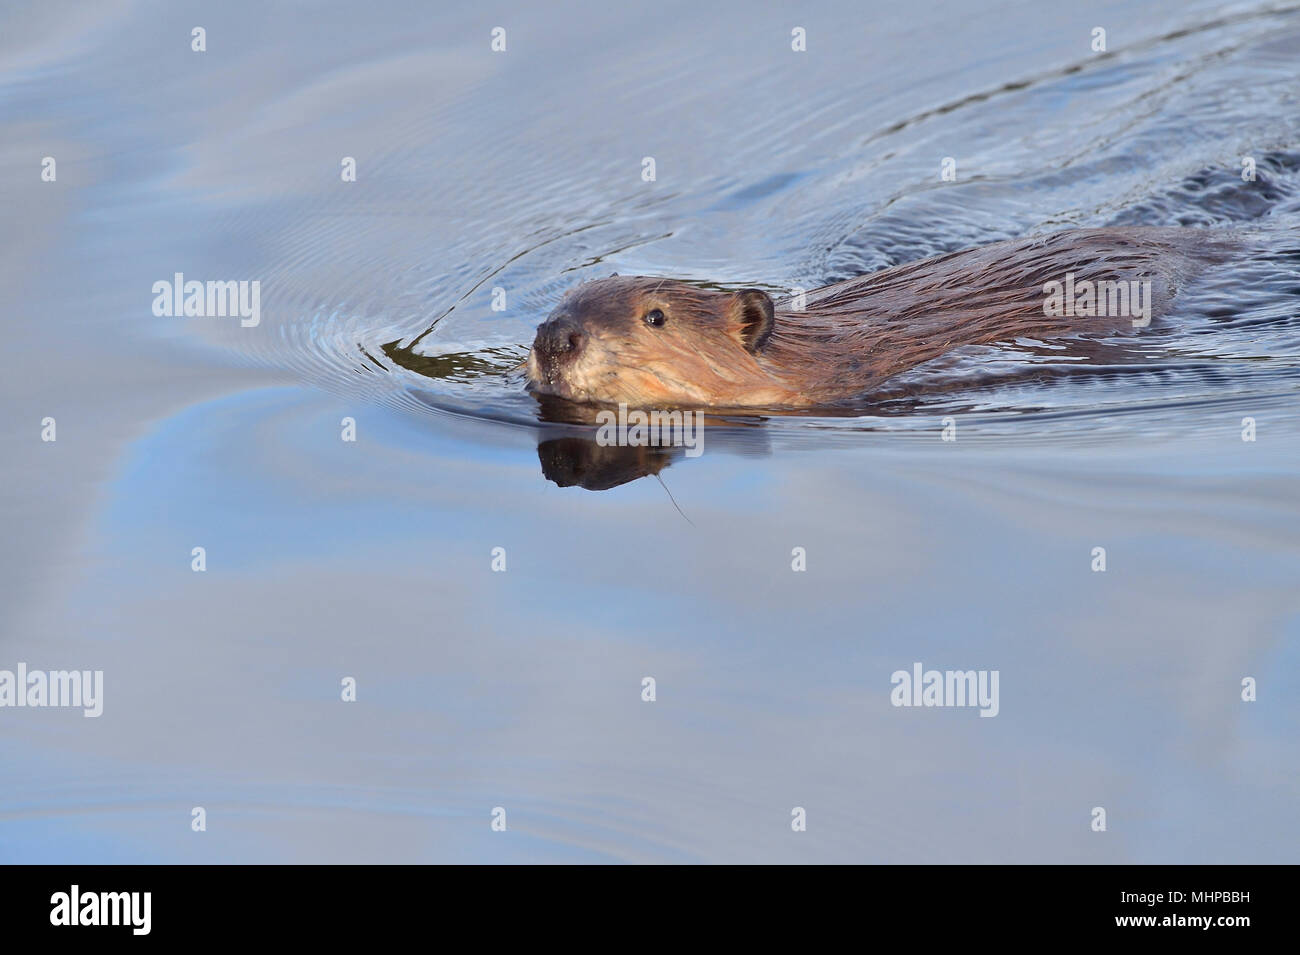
525,226,1238,409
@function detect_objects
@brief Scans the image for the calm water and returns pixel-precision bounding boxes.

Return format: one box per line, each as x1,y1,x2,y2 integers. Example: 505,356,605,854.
2,0,1298,863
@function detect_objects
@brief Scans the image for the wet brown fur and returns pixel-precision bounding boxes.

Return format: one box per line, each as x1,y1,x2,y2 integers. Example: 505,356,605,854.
526,227,1237,409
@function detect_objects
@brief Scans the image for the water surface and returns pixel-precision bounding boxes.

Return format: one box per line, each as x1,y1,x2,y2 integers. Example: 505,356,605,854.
1,0,1298,863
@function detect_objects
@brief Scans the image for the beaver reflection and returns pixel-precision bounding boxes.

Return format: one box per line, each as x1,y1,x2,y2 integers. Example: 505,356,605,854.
537,436,680,491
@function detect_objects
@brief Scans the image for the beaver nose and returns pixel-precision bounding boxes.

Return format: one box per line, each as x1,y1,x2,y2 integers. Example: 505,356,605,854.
534,315,585,359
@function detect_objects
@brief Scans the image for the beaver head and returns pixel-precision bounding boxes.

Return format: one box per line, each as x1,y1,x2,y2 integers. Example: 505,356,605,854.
526,276,793,407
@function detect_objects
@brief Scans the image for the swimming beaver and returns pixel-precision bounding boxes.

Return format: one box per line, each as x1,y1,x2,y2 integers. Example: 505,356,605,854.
525,226,1237,409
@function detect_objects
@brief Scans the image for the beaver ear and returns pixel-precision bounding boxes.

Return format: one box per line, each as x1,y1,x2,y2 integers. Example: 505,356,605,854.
729,289,775,352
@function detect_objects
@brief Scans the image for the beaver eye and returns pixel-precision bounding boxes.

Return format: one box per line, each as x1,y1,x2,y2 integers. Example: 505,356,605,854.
643,308,666,328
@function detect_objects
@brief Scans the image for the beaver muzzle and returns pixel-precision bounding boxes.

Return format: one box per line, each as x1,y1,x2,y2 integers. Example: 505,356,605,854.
533,314,586,360
528,314,587,389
